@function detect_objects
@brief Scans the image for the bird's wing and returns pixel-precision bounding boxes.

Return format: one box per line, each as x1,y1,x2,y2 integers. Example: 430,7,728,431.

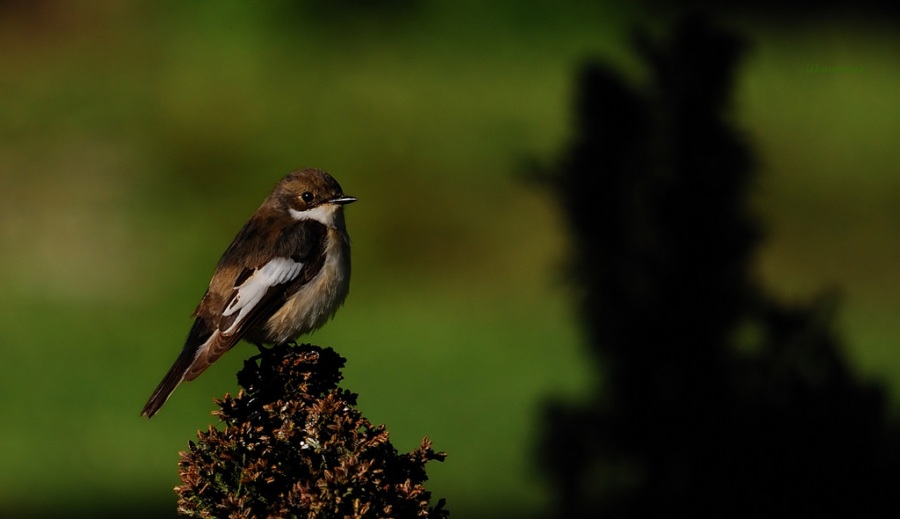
220,257,304,334
183,256,307,381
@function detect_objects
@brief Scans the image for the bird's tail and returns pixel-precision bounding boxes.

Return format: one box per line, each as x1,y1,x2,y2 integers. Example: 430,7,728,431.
141,317,229,418
140,347,195,418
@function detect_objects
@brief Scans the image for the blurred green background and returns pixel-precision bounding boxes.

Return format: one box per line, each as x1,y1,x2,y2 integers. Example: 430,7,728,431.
0,1,898,517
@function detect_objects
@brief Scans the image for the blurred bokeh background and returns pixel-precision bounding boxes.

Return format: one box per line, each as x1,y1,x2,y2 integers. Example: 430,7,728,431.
0,1,898,517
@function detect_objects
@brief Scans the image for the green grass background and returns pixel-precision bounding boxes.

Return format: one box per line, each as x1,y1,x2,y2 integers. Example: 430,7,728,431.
0,2,898,516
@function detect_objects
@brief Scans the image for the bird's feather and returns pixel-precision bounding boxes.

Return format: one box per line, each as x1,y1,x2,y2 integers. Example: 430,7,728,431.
220,257,304,334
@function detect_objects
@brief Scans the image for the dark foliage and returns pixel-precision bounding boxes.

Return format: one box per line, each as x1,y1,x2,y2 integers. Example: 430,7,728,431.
176,344,448,519
538,15,900,518
644,0,900,19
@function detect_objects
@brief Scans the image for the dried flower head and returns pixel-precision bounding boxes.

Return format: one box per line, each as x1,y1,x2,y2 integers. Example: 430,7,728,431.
175,344,448,518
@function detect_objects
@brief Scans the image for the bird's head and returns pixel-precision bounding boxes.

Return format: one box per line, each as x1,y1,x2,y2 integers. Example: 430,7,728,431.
270,168,356,226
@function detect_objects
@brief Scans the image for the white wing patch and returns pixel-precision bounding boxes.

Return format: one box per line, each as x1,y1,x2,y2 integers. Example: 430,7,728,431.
221,257,304,334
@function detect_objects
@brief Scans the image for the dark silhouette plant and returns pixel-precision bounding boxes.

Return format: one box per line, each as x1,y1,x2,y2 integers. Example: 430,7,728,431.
537,15,900,518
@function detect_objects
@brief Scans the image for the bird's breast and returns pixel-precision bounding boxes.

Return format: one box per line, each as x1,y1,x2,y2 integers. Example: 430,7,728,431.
263,227,351,344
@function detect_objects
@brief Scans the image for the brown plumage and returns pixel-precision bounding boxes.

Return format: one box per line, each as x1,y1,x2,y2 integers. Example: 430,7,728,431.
141,169,355,418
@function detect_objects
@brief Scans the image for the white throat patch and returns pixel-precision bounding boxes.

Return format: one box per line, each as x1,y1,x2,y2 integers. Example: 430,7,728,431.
289,204,336,226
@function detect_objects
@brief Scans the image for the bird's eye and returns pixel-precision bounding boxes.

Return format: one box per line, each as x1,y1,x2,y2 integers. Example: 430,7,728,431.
301,192,314,203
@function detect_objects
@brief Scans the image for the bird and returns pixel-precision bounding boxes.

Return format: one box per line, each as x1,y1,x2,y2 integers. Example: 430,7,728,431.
141,168,356,418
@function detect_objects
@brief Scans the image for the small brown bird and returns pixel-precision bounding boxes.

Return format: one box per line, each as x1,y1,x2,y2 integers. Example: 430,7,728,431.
141,168,356,418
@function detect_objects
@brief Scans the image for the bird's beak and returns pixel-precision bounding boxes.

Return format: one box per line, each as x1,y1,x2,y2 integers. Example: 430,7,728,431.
330,195,357,205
